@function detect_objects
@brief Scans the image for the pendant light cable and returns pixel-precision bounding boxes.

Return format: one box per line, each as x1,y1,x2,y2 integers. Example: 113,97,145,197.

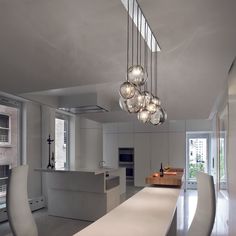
139,10,142,65
126,0,129,80
136,5,139,65
155,43,158,96
144,22,147,91
131,0,134,66
150,34,153,94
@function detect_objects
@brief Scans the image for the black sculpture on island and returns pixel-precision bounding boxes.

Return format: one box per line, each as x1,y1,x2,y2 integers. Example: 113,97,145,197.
47,134,55,169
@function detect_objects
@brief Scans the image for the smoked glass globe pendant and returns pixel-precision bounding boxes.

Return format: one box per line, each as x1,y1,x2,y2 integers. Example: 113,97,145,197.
128,65,147,86
159,107,167,124
126,89,145,113
137,108,151,123
150,106,161,125
152,96,161,106
119,97,128,112
146,102,157,114
141,91,152,107
119,81,136,99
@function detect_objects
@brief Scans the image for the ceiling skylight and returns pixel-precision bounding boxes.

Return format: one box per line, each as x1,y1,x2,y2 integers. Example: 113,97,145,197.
121,0,161,52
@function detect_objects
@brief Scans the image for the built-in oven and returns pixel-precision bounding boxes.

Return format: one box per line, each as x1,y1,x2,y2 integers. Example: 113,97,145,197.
119,148,134,182
125,167,134,180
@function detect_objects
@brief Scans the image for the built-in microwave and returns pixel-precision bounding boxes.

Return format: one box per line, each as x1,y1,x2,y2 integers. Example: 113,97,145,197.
119,148,134,163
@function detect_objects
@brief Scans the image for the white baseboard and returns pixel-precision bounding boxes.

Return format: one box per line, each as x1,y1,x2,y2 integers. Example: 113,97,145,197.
0,196,46,223
187,181,197,189
29,196,46,212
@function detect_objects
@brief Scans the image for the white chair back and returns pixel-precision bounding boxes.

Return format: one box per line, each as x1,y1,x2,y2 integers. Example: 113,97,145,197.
7,165,38,236
188,172,216,236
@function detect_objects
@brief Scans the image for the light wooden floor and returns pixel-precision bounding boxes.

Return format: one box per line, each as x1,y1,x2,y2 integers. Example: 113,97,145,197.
0,187,228,236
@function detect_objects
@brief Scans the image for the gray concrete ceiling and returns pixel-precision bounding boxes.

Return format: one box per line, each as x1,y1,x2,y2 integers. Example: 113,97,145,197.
0,0,236,122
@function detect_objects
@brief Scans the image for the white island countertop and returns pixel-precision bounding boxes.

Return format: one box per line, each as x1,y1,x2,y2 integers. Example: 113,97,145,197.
74,187,180,236
35,167,122,175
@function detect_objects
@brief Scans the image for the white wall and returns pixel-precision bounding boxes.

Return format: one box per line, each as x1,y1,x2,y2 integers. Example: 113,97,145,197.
23,101,42,198
103,119,212,187
227,59,236,236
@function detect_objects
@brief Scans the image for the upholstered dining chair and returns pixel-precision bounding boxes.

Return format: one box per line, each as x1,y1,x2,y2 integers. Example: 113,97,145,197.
7,165,38,236
187,172,216,236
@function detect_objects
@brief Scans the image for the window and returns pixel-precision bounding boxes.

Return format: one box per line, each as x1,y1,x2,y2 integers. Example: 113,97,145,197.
187,133,210,181
55,115,69,169
219,133,227,189
0,99,21,207
0,114,10,145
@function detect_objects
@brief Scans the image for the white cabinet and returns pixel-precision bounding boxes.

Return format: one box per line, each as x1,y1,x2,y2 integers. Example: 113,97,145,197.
103,133,118,168
102,122,188,187
80,128,103,168
150,133,169,173
168,132,186,168
134,133,151,186
118,133,134,148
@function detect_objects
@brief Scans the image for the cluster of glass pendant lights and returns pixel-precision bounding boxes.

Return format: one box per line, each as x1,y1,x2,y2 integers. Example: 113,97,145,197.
119,0,167,125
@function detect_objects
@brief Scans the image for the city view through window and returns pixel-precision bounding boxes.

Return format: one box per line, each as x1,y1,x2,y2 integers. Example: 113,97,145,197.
55,117,68,169
188,136,208,180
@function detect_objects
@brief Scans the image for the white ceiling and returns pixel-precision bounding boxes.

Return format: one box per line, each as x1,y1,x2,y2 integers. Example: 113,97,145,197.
0,0,236,122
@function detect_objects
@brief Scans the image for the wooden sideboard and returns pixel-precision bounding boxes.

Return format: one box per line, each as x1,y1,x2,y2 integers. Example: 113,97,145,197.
146,168,184,188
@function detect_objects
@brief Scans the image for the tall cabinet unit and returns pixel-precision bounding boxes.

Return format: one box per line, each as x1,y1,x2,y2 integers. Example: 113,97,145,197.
134,133,151,187
103,121,195,187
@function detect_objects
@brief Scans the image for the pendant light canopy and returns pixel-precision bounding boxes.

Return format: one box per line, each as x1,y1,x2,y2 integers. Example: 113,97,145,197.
119,0,167,126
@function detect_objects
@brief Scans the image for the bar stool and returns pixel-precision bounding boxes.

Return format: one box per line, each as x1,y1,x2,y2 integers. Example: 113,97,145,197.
7,165,38,236
187,172,216,236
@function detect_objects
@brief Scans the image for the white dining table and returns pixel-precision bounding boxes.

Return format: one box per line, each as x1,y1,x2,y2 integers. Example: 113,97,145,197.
73,187,181,236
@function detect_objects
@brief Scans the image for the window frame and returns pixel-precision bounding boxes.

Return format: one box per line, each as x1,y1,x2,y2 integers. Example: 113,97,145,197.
0,113,11,146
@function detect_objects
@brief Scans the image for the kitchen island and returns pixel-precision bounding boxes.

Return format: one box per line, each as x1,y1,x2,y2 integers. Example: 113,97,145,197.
146,168,184,188
36,167,124,221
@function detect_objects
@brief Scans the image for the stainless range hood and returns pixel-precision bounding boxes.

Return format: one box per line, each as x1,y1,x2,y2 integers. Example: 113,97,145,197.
58,93,111,114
